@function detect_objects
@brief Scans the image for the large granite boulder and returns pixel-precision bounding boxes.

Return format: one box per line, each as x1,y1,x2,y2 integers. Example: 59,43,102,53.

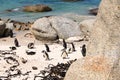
79,19,95,38
0,20,14,38
31,17,58,41
23,4,52,12
65,0,120,80
0,21,6,37
31,16,82,41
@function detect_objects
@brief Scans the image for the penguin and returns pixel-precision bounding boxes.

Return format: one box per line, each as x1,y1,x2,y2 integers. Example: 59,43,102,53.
63,39,67,49
81,44,86,57
41,50,50,60
14,38,19,47
27,43,34,49
67,48,72,54
26,50,36,55
70,42,76,52
44,44,50,52
61,49,68,59
9,29,13,38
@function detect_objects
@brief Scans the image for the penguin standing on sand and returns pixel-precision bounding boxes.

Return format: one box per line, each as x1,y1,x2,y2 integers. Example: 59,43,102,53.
9,29,13,38
44,44,50,52
61,49,68,59
14,38,19,47
26,50,36,55
67,48,72,54
63,39,67,49
27,42,34,49
81,44,86,57
42,50,50,60
67,42,76,54
71,42,76,52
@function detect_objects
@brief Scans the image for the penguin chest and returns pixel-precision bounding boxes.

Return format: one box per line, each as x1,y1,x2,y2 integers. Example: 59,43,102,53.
43,54,47,58
61,52,68,58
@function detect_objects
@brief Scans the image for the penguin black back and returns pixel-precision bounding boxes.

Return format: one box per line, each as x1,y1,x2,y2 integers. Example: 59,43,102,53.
71,42,76,52
26,50,36,55
14,38,19,47
42,50,49,60
81,44,86,57
63,39,67,49
9,29,13,38
44,44,50,52
28,43,34,49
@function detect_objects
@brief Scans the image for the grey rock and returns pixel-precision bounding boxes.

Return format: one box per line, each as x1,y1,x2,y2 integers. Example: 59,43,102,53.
23,4,52,12
31,16,82,41
31,17,58,41
79,19,95,38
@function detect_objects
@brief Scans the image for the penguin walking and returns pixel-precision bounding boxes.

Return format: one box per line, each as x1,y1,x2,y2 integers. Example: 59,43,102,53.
42,50,50,60
26,50,36,55
67,43,76,54
81,44,86,57
70,42,76,52
61,49,68,59
44,44,50,52
27,43,34,49
14,38,19,47
62,39,67,49
9,29,13,38
67,48,72,54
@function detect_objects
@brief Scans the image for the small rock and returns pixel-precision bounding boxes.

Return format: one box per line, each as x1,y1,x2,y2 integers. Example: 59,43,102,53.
23,4,52,12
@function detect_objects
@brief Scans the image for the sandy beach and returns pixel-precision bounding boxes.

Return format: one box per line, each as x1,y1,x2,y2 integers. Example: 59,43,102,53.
0,30,87,80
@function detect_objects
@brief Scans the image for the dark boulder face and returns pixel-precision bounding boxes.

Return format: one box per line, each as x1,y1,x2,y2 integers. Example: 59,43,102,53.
3,28,13,37
23,4,52,12
0,21,14,38
0,22,6,37
89,8,98,15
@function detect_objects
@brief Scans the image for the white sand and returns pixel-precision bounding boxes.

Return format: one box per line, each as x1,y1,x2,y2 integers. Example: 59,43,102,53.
0,31,87,80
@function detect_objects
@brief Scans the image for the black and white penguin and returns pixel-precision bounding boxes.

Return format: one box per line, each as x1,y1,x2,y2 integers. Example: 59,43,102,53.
27,43,34,49
70,42,76,52
26,50,36,55
63,39,67,49
9,29,14,38
41,50,50,60
61,49,68,59
14,38,19,47
81,44,86,57
44,44,50,52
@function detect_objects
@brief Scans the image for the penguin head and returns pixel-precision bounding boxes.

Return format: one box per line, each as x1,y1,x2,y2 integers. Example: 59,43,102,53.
41,50,46,53
82,44,86,48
